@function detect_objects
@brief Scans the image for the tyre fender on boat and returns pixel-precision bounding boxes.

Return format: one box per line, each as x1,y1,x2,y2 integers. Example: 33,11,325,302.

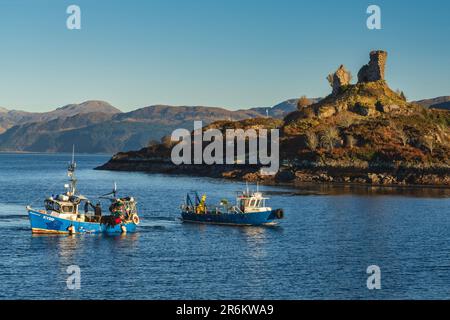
275,209,284,219
131,214,140,225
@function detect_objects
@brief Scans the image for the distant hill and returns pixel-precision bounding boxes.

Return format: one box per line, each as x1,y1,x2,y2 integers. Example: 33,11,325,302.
0,100,120,134
61,105,265,153
114,105,262,123
415,96,450,111
0,112,117,152
249,98,321,118
48,100,121,117
0,100,307,153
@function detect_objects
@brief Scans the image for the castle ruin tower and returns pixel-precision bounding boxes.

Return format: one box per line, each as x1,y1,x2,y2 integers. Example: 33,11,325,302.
357,50,387,83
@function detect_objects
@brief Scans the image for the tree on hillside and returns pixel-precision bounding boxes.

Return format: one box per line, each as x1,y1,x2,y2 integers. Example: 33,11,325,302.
420,136,435,155
345,134,357,149
320,126,341,151
305,131,318,151
396,128,409,147
297,95,311,110
400,91,407,101
147,140,159,148
396,89,407,101
161,135,175,149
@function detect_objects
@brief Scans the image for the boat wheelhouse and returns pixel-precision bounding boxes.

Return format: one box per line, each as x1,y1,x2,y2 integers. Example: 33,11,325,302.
236,191,270,213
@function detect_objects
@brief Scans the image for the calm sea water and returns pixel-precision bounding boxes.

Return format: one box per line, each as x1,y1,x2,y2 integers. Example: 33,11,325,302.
0,153,449,300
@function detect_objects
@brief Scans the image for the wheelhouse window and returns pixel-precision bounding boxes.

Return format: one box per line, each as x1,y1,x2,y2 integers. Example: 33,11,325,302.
62,205,74,213
239,198,251,209
44,200,53,211
45,200,60,212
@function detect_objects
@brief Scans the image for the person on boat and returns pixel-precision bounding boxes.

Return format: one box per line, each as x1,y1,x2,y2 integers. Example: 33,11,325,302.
84,201,91,214
94,202,102,217
196,194,207,214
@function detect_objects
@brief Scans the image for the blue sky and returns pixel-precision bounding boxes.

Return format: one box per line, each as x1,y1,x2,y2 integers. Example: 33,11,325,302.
0,0,449,112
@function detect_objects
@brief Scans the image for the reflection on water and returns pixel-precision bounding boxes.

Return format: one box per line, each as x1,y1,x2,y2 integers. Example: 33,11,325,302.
241,226,267,240
281,182,450,198
0,153,449,299
240,227,268,260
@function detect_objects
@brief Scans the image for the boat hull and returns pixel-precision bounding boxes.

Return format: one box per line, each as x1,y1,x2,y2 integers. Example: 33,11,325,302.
28,209,137,234
181,210,279,226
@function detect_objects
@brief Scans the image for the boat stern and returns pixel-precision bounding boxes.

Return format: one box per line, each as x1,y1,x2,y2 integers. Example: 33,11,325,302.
268,208,284,221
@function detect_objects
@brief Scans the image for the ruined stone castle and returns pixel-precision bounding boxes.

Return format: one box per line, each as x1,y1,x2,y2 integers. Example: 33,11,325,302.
328,50,388,94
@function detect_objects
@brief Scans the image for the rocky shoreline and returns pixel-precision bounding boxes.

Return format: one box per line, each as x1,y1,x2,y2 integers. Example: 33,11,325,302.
96,158,450,188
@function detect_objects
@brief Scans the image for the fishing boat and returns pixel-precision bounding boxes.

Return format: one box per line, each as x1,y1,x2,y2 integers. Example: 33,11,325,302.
26,150,140,234
180,186,284,226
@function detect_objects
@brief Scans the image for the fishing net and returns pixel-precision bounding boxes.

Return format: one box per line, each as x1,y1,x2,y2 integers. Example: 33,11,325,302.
100,215,122,228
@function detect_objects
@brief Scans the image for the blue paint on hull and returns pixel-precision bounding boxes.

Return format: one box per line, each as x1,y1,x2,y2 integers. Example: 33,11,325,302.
28,210,137,234
181,210,279,226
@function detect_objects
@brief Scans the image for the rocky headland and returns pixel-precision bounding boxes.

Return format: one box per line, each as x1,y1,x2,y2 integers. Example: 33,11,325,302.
97,51,450,187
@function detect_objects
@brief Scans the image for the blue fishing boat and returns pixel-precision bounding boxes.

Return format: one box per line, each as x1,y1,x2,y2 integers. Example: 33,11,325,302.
181,187,284,226
27,149,140,234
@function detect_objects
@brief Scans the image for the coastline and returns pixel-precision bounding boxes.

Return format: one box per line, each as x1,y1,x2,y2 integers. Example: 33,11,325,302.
95,157,450,189
0,151,113,156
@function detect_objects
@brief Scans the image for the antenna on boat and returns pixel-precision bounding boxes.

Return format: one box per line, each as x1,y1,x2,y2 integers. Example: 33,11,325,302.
67,144,77,196
100,181,118,201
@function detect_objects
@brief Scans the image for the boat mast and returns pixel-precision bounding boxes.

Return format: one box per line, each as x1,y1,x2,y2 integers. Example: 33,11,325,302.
67,145,77,196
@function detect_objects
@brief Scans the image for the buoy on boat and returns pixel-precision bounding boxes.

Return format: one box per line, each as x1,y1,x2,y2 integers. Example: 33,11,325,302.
68,225,75,235
131,214,140,225
121,225,127,233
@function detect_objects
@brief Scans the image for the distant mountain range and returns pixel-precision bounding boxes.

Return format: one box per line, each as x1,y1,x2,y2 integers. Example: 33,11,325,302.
0,99,303,153
414,96,450,110
0,96,447,153
0,101,121,134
